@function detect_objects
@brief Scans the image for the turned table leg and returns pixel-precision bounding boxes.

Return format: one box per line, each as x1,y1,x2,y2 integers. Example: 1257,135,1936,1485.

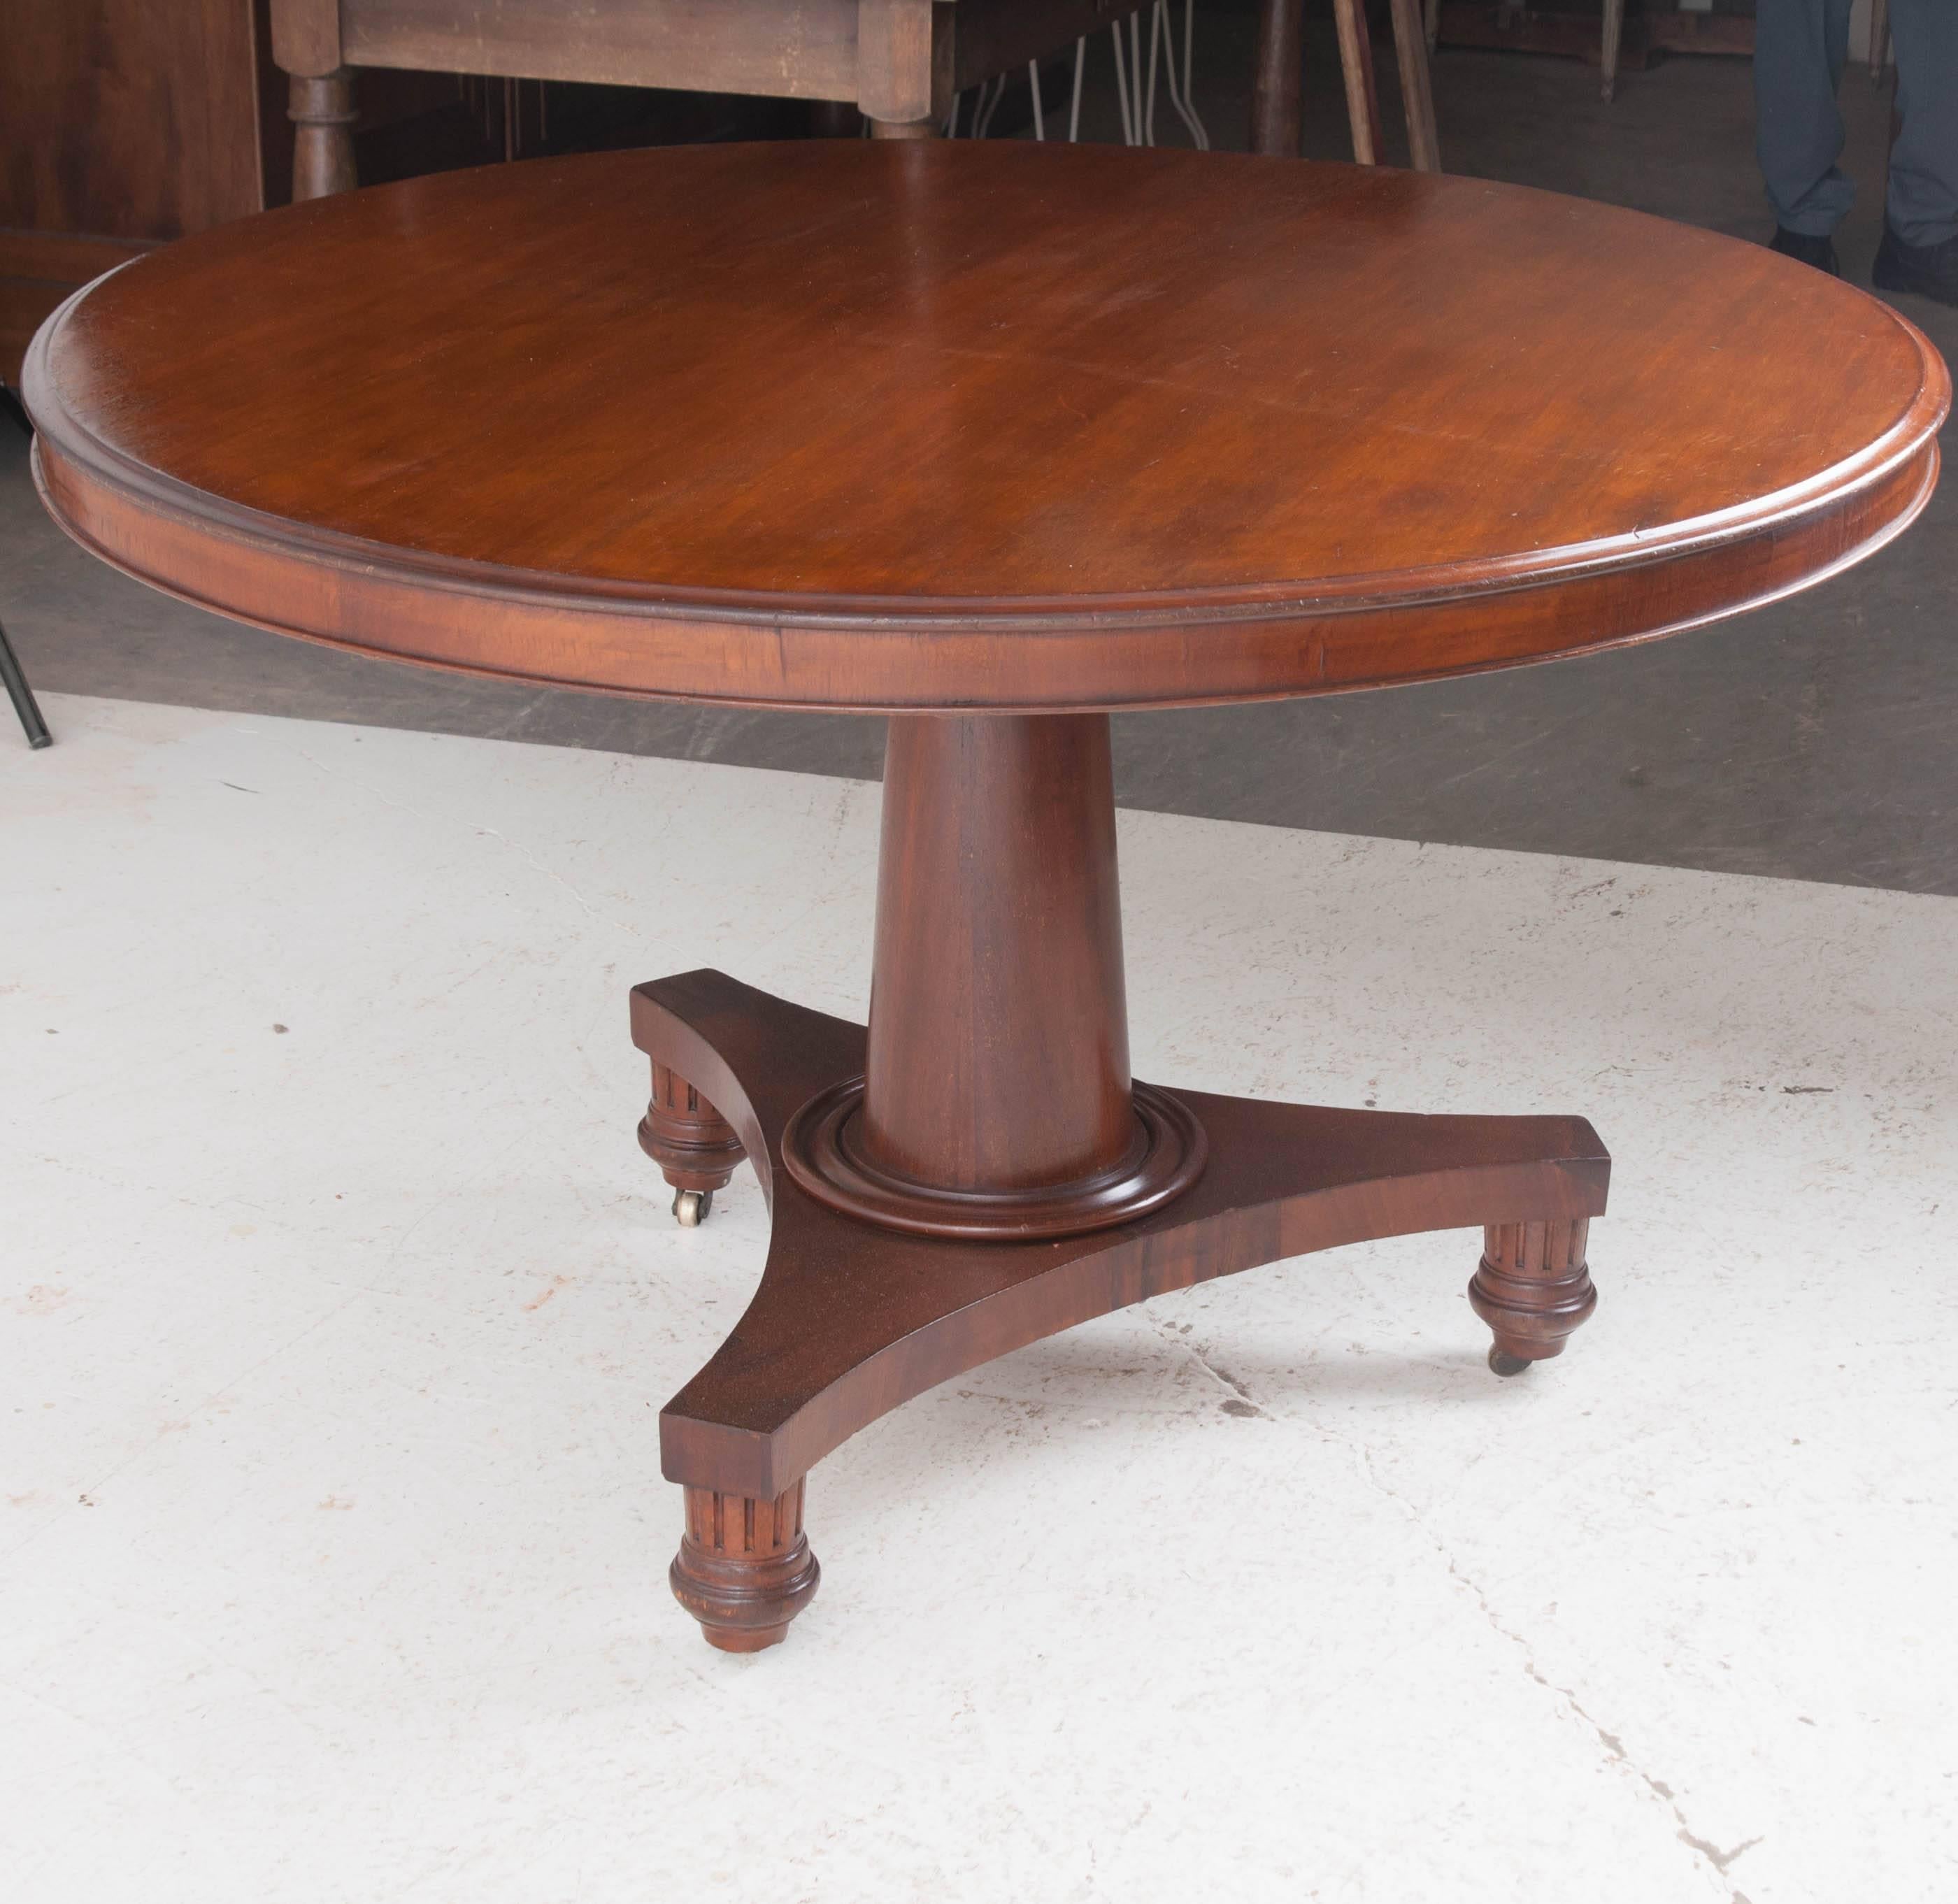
638,1061,747,1226
1470,1217,1599,1375
859,0,939,139
289,69,358,201
671,1478,820,1652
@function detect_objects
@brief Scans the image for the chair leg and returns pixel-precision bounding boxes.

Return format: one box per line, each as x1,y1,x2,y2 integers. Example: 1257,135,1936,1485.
1601,0,1626,101
1331,0,1384,166
1387,0,1442,171
1868,0,1889,84
0,618,52,749
289,69,358,199
1250,0,1304,157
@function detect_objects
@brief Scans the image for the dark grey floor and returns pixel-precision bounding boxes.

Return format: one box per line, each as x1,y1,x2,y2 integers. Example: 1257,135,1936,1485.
6,22,1955,892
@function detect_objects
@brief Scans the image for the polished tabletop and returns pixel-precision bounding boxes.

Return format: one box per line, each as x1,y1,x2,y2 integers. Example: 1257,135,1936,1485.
27,141,1947,711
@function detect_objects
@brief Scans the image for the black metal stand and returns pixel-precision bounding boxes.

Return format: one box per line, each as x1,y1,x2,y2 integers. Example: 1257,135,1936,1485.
1,383,51,748
1,618,51,748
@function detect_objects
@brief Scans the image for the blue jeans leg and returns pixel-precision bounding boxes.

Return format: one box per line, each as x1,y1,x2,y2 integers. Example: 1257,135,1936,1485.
1887,0,1958,246
1755,0,1857,237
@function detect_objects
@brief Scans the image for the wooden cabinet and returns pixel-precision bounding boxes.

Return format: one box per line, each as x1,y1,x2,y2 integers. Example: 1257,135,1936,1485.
1,1,290,384
1,0,462,383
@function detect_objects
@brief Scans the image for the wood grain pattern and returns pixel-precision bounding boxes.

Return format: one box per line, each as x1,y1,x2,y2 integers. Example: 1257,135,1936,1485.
2,0,269,241
864,715,1132,1192
1,0,277,382
780,713,1206,1238
343,0,861,102
26,143,1945,713
1,234,158,391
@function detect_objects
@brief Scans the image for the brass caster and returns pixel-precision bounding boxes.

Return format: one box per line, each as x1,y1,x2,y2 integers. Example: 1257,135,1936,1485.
673,1187,714,1228
1488,1346,1534,1378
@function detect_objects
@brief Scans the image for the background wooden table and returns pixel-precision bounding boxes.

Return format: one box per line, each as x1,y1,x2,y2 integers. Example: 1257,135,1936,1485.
271,0,1168,190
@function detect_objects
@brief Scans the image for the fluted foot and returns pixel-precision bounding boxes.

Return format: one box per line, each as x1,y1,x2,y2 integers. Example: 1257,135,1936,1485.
639,1061,745,1224
671,1480,820,1652
1470,1217,1599,1369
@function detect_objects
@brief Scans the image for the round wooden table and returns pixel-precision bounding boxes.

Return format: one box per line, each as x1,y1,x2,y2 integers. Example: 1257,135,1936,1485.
27,143,1946,1652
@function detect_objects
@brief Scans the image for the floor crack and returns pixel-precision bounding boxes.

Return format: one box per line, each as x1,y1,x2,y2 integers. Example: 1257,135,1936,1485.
1349,1430,1761,1900
1150,1316,1270,1418
1433,1540,1762,1902
1157,1323,1759,1899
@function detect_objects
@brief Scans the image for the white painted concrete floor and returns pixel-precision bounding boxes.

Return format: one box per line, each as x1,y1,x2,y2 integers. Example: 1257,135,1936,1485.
4,695,1955,1903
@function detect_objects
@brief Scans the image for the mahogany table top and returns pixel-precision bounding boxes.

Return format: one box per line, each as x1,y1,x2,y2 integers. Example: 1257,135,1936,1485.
27,141,1947,712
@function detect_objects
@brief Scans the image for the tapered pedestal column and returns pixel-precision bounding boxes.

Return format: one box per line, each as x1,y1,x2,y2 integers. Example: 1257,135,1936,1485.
782,717,1203,1240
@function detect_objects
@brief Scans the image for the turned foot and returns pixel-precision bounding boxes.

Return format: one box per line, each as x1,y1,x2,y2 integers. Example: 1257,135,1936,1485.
638,1061,745,1224
1470,1218,1598,1370
288,69,358,201
671,1478,820,1652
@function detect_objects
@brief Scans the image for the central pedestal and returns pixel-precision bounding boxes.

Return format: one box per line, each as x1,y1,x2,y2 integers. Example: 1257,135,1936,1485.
780,715,1205,1240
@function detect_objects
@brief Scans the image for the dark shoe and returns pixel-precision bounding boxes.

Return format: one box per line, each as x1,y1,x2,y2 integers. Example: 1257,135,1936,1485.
1769,227,1841,276
1872,223,1958,307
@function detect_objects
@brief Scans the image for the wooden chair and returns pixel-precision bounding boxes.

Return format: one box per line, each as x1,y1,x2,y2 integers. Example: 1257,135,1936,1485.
1252,0,1441,171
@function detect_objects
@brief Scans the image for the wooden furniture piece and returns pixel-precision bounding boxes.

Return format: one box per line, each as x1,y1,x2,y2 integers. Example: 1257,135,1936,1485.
271,0,1171,188
1,0,513,387
26,143,1945,1651
1253,0,1441,169
1434,2,1753,101
0,0,278,386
